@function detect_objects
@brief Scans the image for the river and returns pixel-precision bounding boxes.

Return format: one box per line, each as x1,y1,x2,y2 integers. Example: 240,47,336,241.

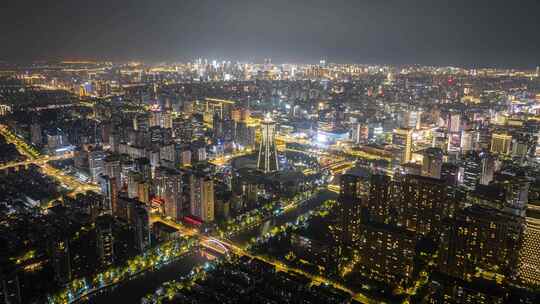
83,190,337,303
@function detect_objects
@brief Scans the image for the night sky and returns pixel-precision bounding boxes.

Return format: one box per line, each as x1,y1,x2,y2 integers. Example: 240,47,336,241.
1,0,539,67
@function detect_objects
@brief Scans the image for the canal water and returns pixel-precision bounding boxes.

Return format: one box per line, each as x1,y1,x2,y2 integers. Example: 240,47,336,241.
84,190,336,303
230,189,337,246
86,253,208,303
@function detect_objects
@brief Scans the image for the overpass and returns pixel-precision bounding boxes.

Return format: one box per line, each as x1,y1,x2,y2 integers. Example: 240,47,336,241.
0,125,100,198
0,154,72,170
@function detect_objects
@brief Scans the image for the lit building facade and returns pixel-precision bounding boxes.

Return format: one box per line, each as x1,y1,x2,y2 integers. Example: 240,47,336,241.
257,114,279,173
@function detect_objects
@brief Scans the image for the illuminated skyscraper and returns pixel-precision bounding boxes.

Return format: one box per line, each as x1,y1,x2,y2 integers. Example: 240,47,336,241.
154,167,183,221
356,223,416,289
479,152,495,185
88,150,106,182
99,175,118,215
392,128,413,164
460,130,473,152
517,215,540,288
438,205,523,282
490,132,512,155
368,173,458,237
257,113,279,173
104,155,122,188
190,174,214,222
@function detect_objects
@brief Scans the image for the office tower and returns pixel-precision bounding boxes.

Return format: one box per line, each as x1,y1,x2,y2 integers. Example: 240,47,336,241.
99,175,118,215
438,205,524,282
96,215,114,268
490,132,512,155
104,155,122,188
155,167,184,220
257,114,279,173
421,147,443,179
132,202,150,253
392,128,413,164
190,174,215,222
30,122,42,146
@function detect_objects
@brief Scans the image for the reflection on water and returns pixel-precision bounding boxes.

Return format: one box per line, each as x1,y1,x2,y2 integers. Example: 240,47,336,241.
85,253,208,304
231,190,337,246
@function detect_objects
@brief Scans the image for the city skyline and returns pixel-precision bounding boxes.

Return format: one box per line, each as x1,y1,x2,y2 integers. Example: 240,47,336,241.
1,2,540,304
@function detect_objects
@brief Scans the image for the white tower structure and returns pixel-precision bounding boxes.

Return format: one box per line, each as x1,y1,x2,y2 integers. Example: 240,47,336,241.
257,113,279,173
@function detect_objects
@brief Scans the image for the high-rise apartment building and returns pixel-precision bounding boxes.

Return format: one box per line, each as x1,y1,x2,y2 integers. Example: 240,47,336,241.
190,174,214,222
438,205,524,282
96,215,114,268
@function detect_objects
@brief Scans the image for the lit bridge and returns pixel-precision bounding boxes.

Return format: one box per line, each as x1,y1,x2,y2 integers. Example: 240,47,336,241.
200,237,231,258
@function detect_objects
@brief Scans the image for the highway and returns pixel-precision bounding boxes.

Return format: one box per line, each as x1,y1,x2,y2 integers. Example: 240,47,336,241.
0,154,72,170
0,125,100,199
